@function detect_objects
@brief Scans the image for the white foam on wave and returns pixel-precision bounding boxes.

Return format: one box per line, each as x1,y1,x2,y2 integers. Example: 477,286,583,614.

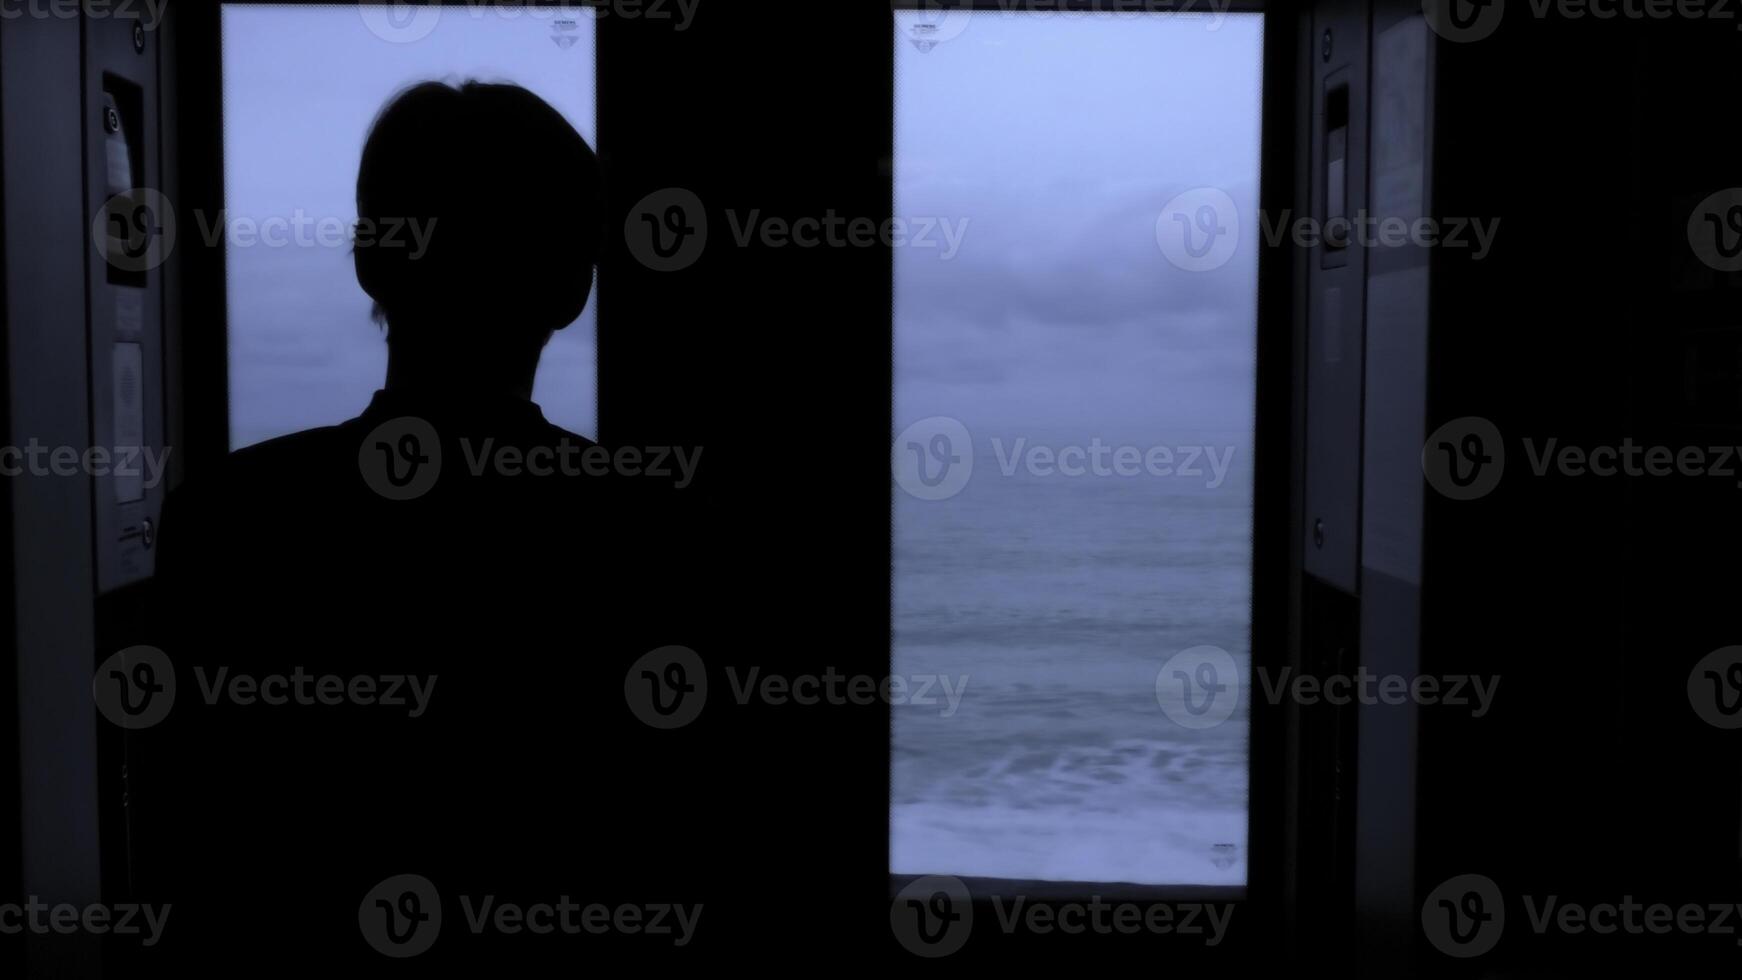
892,798,1246,886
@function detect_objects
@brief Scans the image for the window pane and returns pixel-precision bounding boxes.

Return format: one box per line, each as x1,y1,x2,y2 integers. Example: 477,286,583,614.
893,10,1261,887
222,4,597,449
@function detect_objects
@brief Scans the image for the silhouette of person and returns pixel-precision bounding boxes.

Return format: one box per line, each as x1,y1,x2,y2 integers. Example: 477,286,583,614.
132,81,705,969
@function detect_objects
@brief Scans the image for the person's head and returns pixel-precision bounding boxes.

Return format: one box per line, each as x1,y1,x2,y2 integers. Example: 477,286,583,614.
354,80,601,390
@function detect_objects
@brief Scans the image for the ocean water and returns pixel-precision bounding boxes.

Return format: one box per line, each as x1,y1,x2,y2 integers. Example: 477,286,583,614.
892,438,1252,886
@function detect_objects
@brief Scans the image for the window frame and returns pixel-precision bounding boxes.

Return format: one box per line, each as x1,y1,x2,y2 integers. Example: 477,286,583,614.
885,0,1293,938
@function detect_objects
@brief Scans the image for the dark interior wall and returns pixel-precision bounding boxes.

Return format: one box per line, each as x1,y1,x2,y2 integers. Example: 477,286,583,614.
0,18,18,980
1419,9,1742,974
0,10,105,978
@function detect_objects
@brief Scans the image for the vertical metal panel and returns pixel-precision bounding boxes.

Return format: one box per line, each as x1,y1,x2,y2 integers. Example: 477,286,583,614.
2,8,103,976
1302,0,1371,594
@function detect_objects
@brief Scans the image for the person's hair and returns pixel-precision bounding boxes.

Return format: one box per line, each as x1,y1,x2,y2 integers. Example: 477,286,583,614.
353,80,602,350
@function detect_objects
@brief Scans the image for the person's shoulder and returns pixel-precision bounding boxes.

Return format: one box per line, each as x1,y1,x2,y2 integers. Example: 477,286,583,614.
541,422,596,450
221,422,364,488
229,423,356,463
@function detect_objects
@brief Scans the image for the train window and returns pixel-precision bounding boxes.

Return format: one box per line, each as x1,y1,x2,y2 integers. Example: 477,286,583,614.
892,8,1262,887
221,4,597,448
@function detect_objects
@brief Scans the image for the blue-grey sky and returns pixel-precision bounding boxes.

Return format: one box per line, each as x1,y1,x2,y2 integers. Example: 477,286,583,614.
896,11,1263,444
223,4,596,448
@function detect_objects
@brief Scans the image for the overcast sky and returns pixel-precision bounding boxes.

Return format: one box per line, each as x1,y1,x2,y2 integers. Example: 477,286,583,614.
895,11,1263,444
223,4,597,447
